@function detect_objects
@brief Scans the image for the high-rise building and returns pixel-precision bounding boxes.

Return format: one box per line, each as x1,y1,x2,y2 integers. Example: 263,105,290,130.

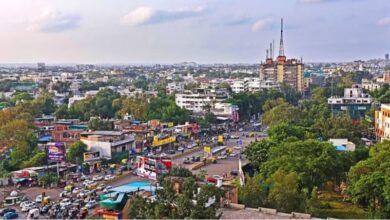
259,19,304,92
386,53,389,61
37,62,45,72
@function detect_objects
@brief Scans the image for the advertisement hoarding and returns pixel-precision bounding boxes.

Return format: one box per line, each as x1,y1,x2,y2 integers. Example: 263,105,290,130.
47,142,65,162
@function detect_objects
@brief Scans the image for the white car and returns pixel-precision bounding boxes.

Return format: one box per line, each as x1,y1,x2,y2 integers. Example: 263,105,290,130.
102,186,113,194
60,190,71,198
104,175,114,181
21,203,36,212
72,187,81,194
160,153,167,157
83,180,95,187
217,155,227,160
85,200,97,209
20,201,33,208
213,175,224,181
78,190,90,198
177,147,184,152
230,153,238,157
92,175,103,181
186,145,193,149
59,199,72,208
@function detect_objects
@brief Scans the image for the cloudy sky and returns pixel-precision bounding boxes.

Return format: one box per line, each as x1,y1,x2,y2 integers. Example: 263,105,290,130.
0,0,389,64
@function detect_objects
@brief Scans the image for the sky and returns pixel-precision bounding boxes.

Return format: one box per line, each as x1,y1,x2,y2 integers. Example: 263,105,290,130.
0,0,389,64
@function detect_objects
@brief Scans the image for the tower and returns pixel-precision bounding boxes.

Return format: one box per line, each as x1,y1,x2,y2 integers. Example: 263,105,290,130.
279,18,285,57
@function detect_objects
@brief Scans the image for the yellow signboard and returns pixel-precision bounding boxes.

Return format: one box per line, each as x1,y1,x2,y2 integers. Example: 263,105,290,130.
167,122,174,128
204,146,211,154
218,135,224,143
152,136,176,147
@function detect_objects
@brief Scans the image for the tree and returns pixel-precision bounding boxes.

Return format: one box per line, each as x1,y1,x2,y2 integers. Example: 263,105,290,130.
266,170,306,213
32,91,56,115
268,122,312,143
88,118,113,130
260,139,343,190
244,139,276,169
262,101,300,127
238,175,268,208
348,141,390,218
22,152,47,168
66,141,87,164
11,92,33,104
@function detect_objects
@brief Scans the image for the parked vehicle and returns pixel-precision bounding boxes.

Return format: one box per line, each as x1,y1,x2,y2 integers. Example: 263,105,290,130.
85,200,97,209
39,205,51,214
0,208,16,216
21,203,37,212
27,208,40,219
104,175,114,181
3,212,18,219
92,175,103,181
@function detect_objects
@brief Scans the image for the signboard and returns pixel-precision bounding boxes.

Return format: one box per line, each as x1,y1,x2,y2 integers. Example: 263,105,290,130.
167,122,174,128
83,152,100,162
218,135,224,143
204,146,211,154
152,136,176,147
47,142,65,162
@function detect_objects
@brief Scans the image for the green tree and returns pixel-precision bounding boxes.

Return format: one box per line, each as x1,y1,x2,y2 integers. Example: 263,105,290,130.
66,141,88,164
266,170,306,212
348,141,390,218
238,175,268,208
22,152,47,168
244,139,276,169
261,139,342,190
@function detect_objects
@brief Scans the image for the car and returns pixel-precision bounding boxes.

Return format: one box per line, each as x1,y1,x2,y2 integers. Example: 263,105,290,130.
35,195,50,203
167,149,176,154
0,208,16,216
20,201,35,209
85,200,97,209
212,175,224,180
92,175,103,181
233,146,241,150
239,128,244,132
3,212,18,219
230,135,239,139
28,208,40,219
39,205,51,214
230,153,237,157
78,190,90,198
230,170,239,176
217,155,227,160
191,156,201,162
183,158,193,164
206,176,217,183
60,190,72,198
159,153,168,157
177,147,184,152
80,175,89,180
83,180,95,187
21,203,37,212
186,145,193,149
59,199,72,208
96,183,106,191
104,175,114,181
72,187,81,194
102,186,113,193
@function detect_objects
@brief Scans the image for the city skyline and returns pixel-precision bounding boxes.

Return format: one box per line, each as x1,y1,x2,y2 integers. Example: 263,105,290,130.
0,0,389,64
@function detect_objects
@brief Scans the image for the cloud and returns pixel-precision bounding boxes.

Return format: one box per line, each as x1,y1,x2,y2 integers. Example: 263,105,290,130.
121,6,206,26
251,18,273,31
224,17,252,26
377,17,390,26
28,10,80,32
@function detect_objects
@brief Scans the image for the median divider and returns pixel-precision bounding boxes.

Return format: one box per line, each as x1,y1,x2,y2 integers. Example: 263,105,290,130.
171,147,202,160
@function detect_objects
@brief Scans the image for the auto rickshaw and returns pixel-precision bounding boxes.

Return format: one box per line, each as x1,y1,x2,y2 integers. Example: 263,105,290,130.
64,185,74,192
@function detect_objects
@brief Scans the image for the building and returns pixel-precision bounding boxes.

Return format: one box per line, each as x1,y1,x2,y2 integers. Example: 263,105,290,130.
80,131,135,159
375,104,390,141
361,79,381,91
166,82,184,95
386,53,389,61
51,120,87,146
230,78,280,93
259,19,304,92
37,62,45,72
328,85,373,120
175,88,229,113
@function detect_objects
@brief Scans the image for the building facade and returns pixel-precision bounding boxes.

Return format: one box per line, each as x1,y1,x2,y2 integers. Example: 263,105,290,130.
175,88,229,112
259,19,304,92
375,104,390,141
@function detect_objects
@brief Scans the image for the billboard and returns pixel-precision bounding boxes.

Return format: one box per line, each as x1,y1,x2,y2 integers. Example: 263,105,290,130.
83,152,100,162
152,136,176,147
47,142,65,162
136,156,172,180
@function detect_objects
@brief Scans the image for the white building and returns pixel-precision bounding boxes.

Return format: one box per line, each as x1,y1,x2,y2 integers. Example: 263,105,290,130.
175,88,229,112
166,82,184,94
230,78,280,93
68,95,86,108
211,103,239,118
361,79,381,91
329,138,356,151
80,131,135,159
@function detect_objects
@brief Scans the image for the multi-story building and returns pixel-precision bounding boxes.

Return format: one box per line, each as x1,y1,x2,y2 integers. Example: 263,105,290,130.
80,131,135,159
259,19,304,92
166,82,184,94
328,85,373,120
361,79,381,91
175,88,229,112
230,78,280,93
51,120,87,147
375,104,390,141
